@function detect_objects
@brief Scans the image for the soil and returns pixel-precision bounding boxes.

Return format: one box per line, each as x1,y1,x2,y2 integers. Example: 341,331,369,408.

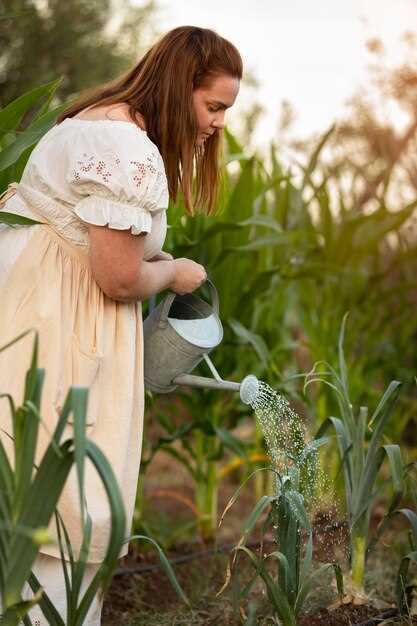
101,421,417,625
298,605,402,626
102,512,415,626
103,549,417,625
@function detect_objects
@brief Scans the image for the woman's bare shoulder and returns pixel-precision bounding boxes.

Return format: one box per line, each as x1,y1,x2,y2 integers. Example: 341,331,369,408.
75,103,146,129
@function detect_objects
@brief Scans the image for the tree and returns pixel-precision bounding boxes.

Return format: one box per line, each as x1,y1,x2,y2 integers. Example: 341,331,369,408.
0,0,159,106
288,32,417,212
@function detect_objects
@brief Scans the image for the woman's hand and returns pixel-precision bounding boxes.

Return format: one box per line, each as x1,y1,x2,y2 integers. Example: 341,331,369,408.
170,258,207,295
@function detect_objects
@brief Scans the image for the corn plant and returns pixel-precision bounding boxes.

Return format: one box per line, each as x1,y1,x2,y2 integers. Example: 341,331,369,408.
307,314,405,590
140,386,252,542
218,440,342,626
0,81,67,230
166,123,417,437
142,124,417,547
0,79,66,194
139,130,313,543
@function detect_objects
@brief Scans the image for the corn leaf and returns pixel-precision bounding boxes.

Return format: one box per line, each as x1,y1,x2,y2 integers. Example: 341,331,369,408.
0,80,61,139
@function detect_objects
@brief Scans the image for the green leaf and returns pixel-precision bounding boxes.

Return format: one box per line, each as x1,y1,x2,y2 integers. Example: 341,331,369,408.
337,313,350,407
69,386,89,524
128,535,190,606
295,563,334,616
0,79,62,138
219,468,279,527
366,380,402,465
265,550,291,597
285,490,310,530
0,103,66,172
5,441,74,606
396,550,417,614
240,495,276,541
239,214,283,233
316,416,353,514
0,212,44,226
228,318,269,367
214,427,247,458
302,125,336,187
224,127,245,159
235,545,296,625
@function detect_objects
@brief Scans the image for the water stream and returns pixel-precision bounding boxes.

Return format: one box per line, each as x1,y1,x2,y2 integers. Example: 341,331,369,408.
245,380,344,562
248,381,305,472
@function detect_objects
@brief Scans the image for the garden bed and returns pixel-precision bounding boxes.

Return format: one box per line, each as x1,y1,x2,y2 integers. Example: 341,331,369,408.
100,410,417,625
103,539,415,625
102,471,414,625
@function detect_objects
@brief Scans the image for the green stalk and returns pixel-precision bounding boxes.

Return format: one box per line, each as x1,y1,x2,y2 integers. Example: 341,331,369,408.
254,421,266,500
351,531,366,589
194,432,218,542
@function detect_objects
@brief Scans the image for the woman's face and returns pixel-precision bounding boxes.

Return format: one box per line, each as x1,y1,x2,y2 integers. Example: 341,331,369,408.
192,73,240,146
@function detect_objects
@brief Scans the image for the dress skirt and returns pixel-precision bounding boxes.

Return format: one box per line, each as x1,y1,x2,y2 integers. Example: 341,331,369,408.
0,221,145,564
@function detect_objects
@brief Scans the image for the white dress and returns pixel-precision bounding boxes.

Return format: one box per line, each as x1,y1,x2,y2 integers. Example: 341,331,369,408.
0,118,169,624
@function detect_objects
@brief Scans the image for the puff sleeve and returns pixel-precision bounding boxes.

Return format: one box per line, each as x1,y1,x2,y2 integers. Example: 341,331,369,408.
66,123,168,235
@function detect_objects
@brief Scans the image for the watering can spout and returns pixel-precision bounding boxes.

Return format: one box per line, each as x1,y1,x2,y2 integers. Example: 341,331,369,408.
172,373,259,406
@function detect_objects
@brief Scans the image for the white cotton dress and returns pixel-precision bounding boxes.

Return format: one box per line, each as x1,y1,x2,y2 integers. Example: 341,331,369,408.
0,118,169,624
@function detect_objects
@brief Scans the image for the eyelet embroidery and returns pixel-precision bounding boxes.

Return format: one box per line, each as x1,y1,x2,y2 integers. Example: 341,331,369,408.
95,160,111,183
130,155,157,187
72,152,162,189
73,153,112,183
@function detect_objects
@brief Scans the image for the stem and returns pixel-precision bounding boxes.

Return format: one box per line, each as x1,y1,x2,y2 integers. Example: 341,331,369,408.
132,472,146,534
194,432,218,542
254,421,266,500
275,608,296,626
351,532,366,589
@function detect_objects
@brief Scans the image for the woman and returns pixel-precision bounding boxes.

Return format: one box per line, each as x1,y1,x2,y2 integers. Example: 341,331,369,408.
0,25,242,625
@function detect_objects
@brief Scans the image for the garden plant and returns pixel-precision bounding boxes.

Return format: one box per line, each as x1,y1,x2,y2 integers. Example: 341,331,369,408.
218,439,343,626
0,330,126,626
2,78,417,624
307,316,406,591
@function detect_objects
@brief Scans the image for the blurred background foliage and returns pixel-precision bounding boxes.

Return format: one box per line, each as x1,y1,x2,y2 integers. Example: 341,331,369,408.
0,0,159,106
1,2,417,546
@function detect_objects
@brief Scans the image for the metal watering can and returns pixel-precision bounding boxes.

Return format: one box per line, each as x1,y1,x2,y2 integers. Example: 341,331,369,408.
143,280,259,405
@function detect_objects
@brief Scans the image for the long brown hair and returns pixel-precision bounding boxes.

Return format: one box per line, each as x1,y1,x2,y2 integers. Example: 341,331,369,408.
57,26,243,215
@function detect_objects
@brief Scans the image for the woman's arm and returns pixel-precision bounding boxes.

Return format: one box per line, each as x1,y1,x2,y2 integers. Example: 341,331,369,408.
87,225,206,302
87,224,175,302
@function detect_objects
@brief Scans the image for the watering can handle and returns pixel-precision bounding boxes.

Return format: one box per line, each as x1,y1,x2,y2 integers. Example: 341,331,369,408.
158,278,219,327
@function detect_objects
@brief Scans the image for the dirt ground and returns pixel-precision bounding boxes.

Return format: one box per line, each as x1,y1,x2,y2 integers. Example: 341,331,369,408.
100,446,417,626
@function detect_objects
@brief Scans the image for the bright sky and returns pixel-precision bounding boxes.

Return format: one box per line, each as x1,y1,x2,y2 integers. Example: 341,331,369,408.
135,0,417,150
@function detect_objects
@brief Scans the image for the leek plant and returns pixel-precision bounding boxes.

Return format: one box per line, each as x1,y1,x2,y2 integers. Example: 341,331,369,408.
0,329,127,625
394,508,417,616
218,440,342,626
366,479,417,615
0,330,188,625
307,315,405,591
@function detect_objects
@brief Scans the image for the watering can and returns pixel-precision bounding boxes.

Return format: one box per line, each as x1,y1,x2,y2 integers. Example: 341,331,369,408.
143,279,259,405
